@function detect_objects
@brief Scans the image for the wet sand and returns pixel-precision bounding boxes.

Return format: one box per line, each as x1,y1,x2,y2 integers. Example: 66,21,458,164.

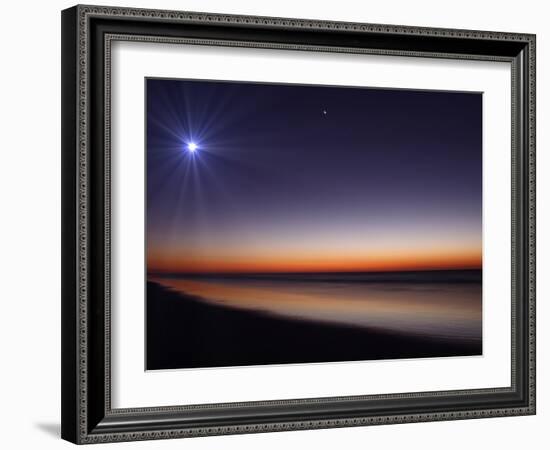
146,281,482,370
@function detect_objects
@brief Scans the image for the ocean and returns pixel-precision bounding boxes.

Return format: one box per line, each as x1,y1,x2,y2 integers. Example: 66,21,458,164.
149,270,482,343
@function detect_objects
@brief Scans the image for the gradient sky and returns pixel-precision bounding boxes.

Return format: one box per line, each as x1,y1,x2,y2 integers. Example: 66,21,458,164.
146,78,482,273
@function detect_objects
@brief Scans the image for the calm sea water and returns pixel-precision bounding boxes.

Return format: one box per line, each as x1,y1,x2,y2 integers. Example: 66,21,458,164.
150,270,482,342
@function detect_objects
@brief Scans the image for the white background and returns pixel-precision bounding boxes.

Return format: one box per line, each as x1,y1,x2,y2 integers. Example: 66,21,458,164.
0,0,546,449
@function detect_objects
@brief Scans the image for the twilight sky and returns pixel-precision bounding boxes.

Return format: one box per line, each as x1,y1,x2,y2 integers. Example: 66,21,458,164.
146,78,482,274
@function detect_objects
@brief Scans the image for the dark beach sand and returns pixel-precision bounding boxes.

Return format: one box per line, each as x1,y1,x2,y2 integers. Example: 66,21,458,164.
146,281,482,370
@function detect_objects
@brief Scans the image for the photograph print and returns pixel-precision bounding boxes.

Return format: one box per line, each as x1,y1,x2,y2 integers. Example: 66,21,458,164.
145,78,482,371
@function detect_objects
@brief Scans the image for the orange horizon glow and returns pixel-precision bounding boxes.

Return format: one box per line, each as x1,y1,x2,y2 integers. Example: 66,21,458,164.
147,247,482,274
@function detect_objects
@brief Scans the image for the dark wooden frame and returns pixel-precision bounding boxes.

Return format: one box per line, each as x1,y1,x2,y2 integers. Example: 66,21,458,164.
61,4,536,444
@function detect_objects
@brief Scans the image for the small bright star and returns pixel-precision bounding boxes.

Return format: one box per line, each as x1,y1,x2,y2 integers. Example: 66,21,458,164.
323,109,327,115
187,142,198,152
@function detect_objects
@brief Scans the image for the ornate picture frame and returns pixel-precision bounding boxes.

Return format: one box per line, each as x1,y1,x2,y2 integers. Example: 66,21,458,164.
61,5,536,444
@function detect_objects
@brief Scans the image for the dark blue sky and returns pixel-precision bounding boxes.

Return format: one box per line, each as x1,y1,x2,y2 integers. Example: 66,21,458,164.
146,78,482,273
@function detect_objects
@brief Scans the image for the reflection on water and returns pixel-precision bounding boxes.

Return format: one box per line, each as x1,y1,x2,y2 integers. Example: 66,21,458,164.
150,272,482,341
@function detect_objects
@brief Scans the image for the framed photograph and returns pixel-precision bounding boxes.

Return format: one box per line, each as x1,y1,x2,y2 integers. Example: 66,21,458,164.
61,5,536,444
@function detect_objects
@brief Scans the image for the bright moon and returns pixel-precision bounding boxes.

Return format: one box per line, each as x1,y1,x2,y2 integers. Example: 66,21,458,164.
187,142,198,152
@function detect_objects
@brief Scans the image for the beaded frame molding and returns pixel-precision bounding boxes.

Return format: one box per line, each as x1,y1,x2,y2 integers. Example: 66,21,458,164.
61,4,536,444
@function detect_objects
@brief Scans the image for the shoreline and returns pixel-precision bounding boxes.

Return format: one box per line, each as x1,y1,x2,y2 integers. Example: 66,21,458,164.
148,268,482,284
